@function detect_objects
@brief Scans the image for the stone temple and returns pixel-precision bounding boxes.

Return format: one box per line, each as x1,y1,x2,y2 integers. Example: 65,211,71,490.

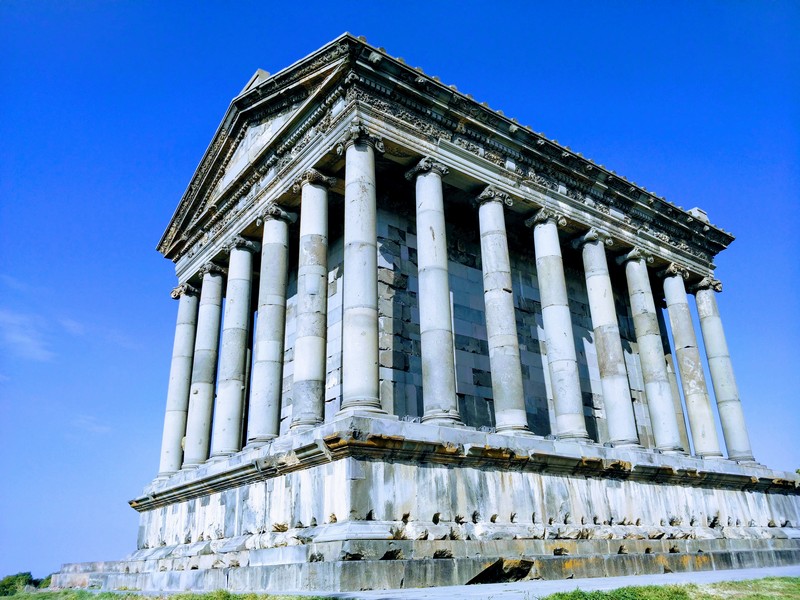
54,34,800,592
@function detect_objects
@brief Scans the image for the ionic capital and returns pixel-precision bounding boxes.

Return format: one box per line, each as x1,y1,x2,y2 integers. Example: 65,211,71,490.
476,185,513,207
615,247,654,266
336,118,385,154
690,276,723,293
226,236,260,254
199,262,227,277
257,203,297,226
405,156,449,181
658,262,690,280
524,208,566,229
170,283,199,299
571,228,613,250
291,169,336,193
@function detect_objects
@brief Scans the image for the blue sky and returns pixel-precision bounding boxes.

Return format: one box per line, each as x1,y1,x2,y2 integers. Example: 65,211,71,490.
1,1,798,579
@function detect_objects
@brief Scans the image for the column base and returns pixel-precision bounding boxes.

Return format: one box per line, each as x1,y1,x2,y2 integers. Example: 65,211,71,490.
336,398,387,418
243,436,277,450
290,418,324,433
609,439,642,449
657,446,687,455
732,455,758,464
496,425,537,437
421,409,463,426
699,452,726,460
556,430,591,441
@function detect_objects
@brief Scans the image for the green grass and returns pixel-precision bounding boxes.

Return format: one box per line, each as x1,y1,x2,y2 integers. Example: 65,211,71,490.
539,577,800,600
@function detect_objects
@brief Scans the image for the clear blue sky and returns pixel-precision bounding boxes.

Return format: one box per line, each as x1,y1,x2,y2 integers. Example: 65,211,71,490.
1,1,798,579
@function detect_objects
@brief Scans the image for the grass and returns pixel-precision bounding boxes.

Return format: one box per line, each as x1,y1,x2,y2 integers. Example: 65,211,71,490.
539,577,800,599
3,578,800,599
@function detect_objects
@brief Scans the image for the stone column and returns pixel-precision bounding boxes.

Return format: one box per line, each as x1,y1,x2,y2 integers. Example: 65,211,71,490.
339,122,386,415
573,230,639,447
183,264,225,467
693,277,755,461
291,169,335,430
246,205,296,445
157,283,199,476
476,186,529,433
657,307,693,452
527,209,589,440
211,237,259,457
661,264,722,458
404,158,461,425
618,249,683,453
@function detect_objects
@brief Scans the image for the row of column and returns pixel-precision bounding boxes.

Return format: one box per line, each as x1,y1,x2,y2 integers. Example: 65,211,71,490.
157,143,755,477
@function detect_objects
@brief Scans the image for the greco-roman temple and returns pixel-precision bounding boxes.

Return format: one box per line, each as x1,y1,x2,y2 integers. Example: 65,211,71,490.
55,34,800,592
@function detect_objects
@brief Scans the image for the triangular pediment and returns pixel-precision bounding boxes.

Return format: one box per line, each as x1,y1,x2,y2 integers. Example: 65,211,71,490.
157,35,355,260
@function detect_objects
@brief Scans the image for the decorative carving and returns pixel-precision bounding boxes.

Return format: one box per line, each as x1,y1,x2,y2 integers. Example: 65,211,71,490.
226,236,260,254
525,208,566,229
170,283,199,299
691,277,723,293
336,118,385,153
572,228,614,249
199,262,227,277
659,263,690,280
617,247,655,265
257,203,297,226
292,169,337,193
476,185,513,207
405,157,449,181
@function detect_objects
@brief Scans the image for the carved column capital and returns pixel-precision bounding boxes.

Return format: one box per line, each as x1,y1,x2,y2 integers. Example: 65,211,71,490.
525,208,566,229
658,262,690,280
336,118,385,154
690,276,723,293
170,283,199,299
571,227,613,250
616,247,655,266
199,262,227,277
405,156,449,181
476,185,513,207
226,236,260,254
292,168,336,193
257,203,297,226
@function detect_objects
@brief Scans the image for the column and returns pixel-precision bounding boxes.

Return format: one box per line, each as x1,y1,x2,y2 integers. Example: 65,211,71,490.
405,157,461,425
246,205,295,444
211,237,259,457
661,264,722,458
657,307,693,452
573,230,639,446
693,277,755,461
527,209,589,440
183,264,225,467
291,169,334,430
618,249,683,452
476,186,528,433
157,283,199,476
339,121,386,415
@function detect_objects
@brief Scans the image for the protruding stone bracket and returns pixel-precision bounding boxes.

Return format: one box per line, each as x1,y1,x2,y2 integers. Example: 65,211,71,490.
170,283,199,299
689,276,723,294
257,203,297,226
615,247,654,266
198,262,227,277
476,185,513,207
226,236,261,254
658,262,690,280
524,208,566,229
291,169,337,194
405,156,449,181
571,228,613,250
335,118,385,155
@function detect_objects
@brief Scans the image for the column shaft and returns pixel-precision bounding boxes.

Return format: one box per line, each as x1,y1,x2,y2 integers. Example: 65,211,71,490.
246,209,292,444
183,267,224,466
663,268,721,457
657,308,693,452
157,286,199,476
292,173,332,430
410,160,460,424
622,252,683,452
477,187,528,433
340,138,384,414
578,234,639,446
211,240,257,456
531,212,589,440
695,280,754,461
